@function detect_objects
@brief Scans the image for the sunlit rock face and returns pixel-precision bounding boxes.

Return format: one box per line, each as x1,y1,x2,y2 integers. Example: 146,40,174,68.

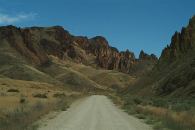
0,25,157,74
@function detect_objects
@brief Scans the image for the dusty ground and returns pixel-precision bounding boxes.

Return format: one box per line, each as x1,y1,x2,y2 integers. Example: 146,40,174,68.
38,95,152,130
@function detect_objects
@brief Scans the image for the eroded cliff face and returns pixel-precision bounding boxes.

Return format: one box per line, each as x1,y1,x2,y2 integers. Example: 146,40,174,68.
135,15,195,96
0,25,157,74
74,36,157,74
159,16,195,65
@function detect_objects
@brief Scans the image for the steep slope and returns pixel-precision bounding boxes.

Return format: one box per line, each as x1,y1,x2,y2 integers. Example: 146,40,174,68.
0,32,60,84
127,15,195,97
65,61,137,91
153,15,195,97
39,56,107,91
0,28,103,91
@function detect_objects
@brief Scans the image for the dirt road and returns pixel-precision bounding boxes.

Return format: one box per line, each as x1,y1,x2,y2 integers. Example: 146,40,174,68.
38,95,152,130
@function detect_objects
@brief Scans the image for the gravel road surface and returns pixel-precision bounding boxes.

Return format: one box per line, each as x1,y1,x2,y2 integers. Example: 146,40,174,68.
38,95,152,130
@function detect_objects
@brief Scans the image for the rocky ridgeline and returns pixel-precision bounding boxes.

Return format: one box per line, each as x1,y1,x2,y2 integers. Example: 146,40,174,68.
159,15,195,64
148,16,195,96
0,25,157,74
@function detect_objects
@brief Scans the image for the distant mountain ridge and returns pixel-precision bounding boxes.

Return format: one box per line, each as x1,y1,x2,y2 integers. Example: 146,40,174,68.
1,16,195,97
0,25,157,75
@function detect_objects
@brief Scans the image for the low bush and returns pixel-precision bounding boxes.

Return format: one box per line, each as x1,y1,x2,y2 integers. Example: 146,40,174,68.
55,98,70,111
133,97,142,105
20,98,26,104
7,89,19,93
33,93,47,98
53,93,66,98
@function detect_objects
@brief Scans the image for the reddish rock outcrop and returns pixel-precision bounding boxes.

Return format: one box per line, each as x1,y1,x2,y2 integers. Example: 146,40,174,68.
0,25,157,74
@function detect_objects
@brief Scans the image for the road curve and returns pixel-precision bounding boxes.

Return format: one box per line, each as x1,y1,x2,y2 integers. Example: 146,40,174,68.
38,95,152,130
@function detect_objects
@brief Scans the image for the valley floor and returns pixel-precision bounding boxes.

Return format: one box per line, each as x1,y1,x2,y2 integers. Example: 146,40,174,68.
37,95,152,130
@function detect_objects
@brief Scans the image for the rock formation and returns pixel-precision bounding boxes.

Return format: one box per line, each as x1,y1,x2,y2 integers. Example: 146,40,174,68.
0,25,157,74
146,15,195,96
159,15,195,64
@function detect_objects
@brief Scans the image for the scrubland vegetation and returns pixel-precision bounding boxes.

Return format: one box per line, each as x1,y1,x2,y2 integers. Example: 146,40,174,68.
122,96,195,130
0,77,81,130
0,93,79,130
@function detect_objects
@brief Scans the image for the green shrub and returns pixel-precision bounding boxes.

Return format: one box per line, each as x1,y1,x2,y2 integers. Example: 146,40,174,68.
20,98,26,104
133,97,142,105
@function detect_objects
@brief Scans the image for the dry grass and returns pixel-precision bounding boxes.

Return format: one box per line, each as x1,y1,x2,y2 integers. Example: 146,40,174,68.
136,105,195,130
121,95,195,130
0,93,80,130
56,59,137,91
0,77,81,130
0,101,53,130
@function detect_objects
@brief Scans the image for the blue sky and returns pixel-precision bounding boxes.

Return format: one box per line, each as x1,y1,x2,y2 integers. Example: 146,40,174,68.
0,0,195,57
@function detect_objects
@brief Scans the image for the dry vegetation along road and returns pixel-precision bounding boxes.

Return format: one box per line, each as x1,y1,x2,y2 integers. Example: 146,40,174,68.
38,95,152,130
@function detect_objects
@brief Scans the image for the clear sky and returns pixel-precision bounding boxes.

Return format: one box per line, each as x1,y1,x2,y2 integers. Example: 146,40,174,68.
0,0,195,57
